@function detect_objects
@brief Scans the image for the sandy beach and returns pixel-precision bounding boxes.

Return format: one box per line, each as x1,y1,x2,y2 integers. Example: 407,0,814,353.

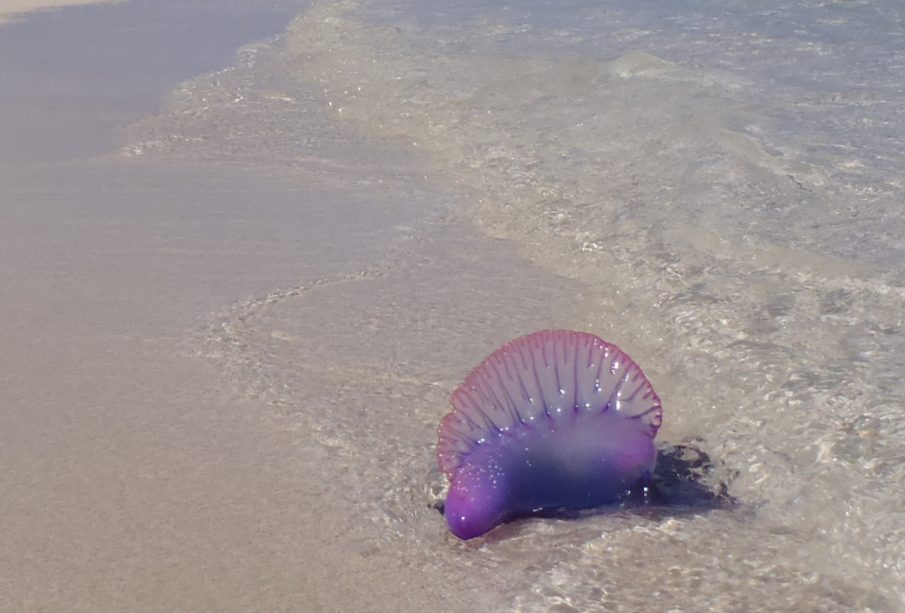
0,0,118,25
0,1,448,609
3,0,904,610
0,1,571,609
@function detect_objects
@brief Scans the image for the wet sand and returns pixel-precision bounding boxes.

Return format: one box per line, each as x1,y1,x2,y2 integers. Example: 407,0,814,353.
0,1,422,609
0,1,581,609
0,158,462,611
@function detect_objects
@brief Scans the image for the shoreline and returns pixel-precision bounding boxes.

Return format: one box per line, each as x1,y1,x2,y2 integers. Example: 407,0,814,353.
5,0,902,608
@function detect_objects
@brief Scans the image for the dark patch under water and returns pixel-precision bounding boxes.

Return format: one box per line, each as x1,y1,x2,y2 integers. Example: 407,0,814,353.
630,442,737,510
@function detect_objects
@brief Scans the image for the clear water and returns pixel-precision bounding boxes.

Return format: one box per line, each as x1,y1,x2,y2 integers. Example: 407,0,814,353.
133,0,905,609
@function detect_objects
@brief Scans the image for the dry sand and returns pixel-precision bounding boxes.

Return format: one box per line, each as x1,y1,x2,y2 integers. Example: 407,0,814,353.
0,0,118,25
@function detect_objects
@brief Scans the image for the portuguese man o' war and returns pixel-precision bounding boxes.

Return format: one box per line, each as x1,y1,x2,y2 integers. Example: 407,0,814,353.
437,330,663,539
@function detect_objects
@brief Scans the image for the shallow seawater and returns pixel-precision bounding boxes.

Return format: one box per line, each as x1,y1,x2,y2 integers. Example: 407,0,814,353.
133,0,905,610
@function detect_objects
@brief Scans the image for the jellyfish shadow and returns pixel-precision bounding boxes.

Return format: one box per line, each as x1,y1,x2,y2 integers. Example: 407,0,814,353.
621,441,738,512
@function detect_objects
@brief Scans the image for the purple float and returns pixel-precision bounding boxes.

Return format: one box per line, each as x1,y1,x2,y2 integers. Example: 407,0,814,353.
438,330,663,539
